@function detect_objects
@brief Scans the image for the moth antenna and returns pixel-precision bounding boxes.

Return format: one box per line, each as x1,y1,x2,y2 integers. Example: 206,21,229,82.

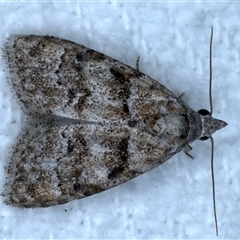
210,136,218,236
209,26,213,115
209,26,218,236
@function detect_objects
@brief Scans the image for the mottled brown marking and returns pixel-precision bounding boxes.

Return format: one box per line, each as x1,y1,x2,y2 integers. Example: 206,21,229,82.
74,88,91,114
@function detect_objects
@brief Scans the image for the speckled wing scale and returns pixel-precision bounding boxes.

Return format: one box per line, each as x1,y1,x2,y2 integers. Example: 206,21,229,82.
2,35,227,208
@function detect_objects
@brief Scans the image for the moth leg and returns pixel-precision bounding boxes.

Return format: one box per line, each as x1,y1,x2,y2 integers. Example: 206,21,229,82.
184,144,194,159
136,56,140,70
178,93,185,99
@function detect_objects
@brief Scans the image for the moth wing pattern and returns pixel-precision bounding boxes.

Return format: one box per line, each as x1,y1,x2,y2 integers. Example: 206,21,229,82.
3,35,199,207
4,35,189,121
4,121,185,207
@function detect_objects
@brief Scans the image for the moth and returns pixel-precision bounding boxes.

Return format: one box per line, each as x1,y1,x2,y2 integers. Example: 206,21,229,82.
2,35,227,208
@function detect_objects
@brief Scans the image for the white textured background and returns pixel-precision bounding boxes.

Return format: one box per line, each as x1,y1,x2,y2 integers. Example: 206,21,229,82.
0,1,239,239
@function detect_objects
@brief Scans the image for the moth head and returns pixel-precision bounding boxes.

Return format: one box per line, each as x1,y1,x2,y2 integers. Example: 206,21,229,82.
198,109,227,141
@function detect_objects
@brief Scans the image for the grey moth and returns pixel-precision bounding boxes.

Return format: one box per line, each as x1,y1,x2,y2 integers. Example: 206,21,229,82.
2,35,227,208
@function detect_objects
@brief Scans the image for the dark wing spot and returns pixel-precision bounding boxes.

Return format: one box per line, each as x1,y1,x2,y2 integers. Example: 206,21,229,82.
108,137,129,180
110,67,131,114
110,67,126,84
73,182,82,191
83,184,105,196
128,120,138,128
85,49,106,60
76,52,83,62
108,164,125,180
119,137,129,162
67,140,74,153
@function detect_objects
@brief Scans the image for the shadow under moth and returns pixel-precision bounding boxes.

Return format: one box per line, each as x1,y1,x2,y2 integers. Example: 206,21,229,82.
2,35,227,212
